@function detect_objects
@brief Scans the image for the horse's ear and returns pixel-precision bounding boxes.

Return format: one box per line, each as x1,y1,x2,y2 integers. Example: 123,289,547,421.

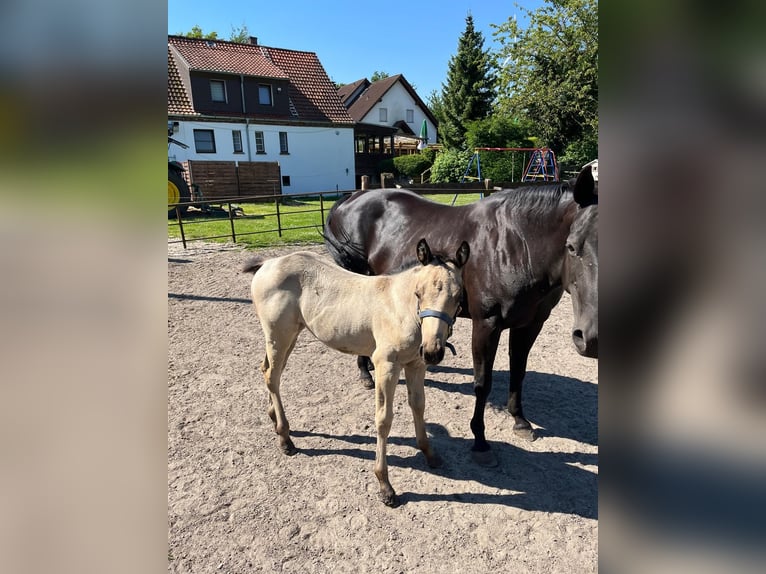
573,165,597,207
416,238,433,265
455,241,470,268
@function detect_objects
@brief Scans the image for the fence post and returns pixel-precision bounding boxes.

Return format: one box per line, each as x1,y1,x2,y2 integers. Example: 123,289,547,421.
177,206,187,249
275,196,282,237
320,194,325,228
228,201,237,243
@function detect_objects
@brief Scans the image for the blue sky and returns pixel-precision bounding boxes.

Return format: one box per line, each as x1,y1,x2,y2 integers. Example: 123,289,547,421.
168,0,543,100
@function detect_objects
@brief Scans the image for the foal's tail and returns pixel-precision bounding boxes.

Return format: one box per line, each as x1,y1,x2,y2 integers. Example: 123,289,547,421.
241,256,266,274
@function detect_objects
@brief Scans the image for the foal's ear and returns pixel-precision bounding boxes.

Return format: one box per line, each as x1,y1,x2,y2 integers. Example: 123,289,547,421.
417,238,433,265
573,165,597,207
455,241,470,268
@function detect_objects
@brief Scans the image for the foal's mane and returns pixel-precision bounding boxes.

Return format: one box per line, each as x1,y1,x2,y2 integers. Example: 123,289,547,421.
384,254,454,276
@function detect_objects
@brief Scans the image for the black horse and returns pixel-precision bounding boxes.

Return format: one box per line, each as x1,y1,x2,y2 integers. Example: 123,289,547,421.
324,165,598,465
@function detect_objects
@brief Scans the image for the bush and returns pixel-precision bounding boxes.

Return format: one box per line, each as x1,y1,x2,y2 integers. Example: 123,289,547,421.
430,149,473,183
377,158,397,176
393,154,432,181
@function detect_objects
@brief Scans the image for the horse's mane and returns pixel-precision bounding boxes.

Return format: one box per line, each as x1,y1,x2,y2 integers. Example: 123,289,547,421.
493,181,572,218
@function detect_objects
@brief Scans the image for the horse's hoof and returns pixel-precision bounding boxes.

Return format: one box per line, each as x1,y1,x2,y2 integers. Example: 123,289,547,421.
471,449,498,467
361,379,375,390
380,491,399,507
280,441,298,456
513,425,536,442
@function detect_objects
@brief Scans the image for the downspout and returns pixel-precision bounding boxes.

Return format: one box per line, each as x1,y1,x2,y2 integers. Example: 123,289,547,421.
241,75,252,161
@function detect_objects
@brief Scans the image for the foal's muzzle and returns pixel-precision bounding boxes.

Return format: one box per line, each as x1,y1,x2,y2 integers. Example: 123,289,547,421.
418,308,457,365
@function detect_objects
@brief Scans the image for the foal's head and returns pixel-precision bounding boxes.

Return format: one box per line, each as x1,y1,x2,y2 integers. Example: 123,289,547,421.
414,238,470,365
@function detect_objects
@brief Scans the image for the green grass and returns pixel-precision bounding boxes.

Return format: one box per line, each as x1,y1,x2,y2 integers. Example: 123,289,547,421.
168,192,485,249
168,197,338,248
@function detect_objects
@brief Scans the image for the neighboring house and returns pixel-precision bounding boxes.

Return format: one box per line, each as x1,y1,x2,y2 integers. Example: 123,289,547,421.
168,35,355,195
338,74,438,186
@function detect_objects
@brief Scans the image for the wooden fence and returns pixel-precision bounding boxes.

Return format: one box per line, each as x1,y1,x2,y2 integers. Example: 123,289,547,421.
183,160,282,201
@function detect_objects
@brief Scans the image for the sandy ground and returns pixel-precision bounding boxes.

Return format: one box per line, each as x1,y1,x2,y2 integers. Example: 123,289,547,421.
168,240,598,573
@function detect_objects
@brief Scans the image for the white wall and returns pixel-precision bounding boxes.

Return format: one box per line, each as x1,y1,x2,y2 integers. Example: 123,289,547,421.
169,120,355,194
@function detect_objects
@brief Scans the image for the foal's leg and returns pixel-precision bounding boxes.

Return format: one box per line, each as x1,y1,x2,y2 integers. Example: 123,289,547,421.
371,356,400,507
261,325,301,455
470,319,503,466
404,360,442,468
507,321,546,441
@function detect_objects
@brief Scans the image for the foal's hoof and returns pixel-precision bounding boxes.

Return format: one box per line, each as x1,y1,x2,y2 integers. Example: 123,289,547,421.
379,490,400,508
471,448,498,467
513,424,536,442
426,452,444,469
280,440,298,456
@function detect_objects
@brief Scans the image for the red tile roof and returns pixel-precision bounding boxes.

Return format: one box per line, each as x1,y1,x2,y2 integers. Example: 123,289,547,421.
260,46,353,124
168,46,196,116
167,36,353,125
169,35,288,79
337,78,369,106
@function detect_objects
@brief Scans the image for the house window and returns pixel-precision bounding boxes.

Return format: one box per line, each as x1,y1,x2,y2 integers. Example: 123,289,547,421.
406,109,414,123
259,84,272,105
232,130,243,153
282,175,291,187
379,108,388,122
210,80,227,103
279,132,289,154
193,129,216,153
254,131,265,154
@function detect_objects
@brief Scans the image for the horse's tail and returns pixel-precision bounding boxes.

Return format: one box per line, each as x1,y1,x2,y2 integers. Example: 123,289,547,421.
241,256,266,274
323,195,373,275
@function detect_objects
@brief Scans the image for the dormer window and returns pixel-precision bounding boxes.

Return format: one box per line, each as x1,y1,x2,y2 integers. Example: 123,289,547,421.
259,84,272,106
210,80,227,103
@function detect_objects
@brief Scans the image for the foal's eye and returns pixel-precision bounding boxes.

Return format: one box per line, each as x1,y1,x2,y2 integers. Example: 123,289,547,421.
566,242,577,255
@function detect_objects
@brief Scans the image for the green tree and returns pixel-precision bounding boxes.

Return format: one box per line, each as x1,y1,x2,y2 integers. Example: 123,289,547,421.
492,0,597,167
183,25,218,40
439,14,496,150
229,23,250,43
370,71,390,82
181,24,251,44
464,116,535,182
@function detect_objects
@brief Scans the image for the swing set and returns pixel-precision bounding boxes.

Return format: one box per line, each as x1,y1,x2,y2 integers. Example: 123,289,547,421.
460,147,559,184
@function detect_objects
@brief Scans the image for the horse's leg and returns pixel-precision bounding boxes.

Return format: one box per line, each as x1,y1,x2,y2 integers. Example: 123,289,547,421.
507,321,546,441
371,356,400,507
261,326,301,455
470,319,503,467
404,360,442,468
357,355,374,389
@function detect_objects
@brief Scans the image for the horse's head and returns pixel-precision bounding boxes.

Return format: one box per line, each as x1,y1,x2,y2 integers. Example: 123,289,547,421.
414,238,470,365
564,165,599,358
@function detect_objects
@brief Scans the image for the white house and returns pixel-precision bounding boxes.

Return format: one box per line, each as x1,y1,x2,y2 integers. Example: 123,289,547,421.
337,74,439,186
168,35,356,195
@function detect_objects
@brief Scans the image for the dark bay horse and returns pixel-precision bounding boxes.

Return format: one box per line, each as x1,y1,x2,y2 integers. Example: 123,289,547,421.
323,165,598,465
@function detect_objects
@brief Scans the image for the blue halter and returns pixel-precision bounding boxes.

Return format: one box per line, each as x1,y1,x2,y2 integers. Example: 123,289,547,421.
417,309,455,326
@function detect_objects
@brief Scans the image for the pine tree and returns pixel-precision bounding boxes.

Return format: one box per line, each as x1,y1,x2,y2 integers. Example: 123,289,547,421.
440,14,496,150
